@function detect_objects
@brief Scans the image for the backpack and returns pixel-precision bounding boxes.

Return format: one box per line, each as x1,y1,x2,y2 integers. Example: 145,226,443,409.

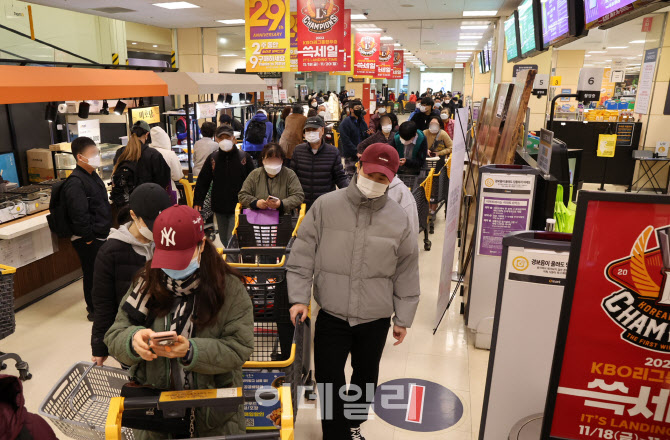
47,176,79,238
110,160,138,207
200,150,248,222
245,120,267,145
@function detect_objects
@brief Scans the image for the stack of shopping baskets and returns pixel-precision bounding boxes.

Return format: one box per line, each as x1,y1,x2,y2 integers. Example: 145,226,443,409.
0,263,31,381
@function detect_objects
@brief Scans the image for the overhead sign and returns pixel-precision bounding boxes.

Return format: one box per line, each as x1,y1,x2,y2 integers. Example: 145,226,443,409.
610,69,624,83
353,31,380,77
77,119,101,144
297,0,345,71
196,102,216,119
130,105,161,125
391,50,404,80
290,12,298,72
550,76,562,86
642,16,654,32
597,134,617,158
375,42,393,79
541,192,670,440
329,9,352,76
245,0,291,72
577,67,604,102
635,48,659,115
538,128,553,175
532,74,549,96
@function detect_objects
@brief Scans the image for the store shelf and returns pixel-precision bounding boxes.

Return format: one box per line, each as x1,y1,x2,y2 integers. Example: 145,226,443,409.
0,211,49,240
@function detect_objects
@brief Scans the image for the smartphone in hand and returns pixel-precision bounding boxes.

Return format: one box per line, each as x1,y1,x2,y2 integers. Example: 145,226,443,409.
150,331,178,346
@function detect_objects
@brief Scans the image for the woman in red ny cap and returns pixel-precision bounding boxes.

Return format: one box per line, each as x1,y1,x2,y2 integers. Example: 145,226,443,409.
105,205,254,438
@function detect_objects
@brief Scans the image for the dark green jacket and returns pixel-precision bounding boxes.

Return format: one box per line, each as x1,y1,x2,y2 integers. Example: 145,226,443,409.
104,274,254,439
238,166,305,214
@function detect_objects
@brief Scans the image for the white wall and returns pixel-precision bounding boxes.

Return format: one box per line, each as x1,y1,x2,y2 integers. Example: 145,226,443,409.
218,56,246,72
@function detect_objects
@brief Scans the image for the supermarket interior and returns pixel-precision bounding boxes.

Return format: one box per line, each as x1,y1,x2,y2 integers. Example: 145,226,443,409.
0,1,670,440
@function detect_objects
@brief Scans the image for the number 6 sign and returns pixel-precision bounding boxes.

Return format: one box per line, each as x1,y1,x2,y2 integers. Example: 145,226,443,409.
245,0,291,72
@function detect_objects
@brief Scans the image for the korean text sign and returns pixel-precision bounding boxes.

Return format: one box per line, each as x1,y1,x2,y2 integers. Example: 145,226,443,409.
353,32,380,77
245,0,291,72
543,193,670,440
391,50,404,80
330,9,351,76
290,12,298,72
375,43,393,79
297,0,345,71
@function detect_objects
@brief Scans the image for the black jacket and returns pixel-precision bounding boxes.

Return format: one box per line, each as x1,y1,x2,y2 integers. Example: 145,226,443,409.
290,141,349,207
62,166,112,242
193,147,255,215
113,144,172,189
91,236,147,357
338,116,369,159
410,109,441,131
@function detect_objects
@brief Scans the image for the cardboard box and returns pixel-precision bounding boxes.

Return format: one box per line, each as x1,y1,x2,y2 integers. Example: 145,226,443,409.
28,167,55,183
26,149,53,170
49,142,72,152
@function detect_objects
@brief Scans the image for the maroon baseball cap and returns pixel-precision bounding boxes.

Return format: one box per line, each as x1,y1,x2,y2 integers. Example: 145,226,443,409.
360,143,400,182
151,205,205,270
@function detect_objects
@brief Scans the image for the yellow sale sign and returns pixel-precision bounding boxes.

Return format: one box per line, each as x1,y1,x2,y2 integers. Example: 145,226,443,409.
597,134,617,157
245,0,291,72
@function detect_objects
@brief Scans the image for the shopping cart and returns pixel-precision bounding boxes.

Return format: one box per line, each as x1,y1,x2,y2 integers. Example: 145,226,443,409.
428,164,449,234
0,264,32,381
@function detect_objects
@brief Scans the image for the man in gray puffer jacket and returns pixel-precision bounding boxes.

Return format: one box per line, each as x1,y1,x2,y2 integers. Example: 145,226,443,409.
287,143,420,440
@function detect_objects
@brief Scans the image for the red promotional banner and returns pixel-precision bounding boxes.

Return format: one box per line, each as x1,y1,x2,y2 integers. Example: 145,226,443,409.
341,9,351,72
353,32,380,77
375,43,393,79
297,0,345,71
391,50,404,79
290,12,298,72
543,192,670,440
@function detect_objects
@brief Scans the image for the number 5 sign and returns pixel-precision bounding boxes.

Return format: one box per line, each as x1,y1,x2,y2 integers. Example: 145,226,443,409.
245,0,291,72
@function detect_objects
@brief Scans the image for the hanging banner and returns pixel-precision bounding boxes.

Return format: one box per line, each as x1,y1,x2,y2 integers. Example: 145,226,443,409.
297,0,345,72
290,12,298,72
244,0,291,72
541,192,670,440
353,32,380,77
329,9,351,76
375,42,394,79
391,50,404,80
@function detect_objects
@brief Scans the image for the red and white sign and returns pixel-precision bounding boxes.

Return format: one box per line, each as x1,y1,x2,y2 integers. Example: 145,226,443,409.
391,50,404,80
290,12,298,72
375,42,393,79
642,16,653,32
543,194,670,440
405,384,425,424
353,32,380,77
297,0,345,71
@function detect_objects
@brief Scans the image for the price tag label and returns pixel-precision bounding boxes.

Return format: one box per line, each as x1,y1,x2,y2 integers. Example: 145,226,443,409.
550,76,562,86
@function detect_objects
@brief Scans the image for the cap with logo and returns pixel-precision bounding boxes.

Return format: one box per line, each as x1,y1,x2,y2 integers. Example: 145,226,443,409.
134,120,151,133
304,116,325,130
360,143,400,182
129,183,172,231
151,205,205,270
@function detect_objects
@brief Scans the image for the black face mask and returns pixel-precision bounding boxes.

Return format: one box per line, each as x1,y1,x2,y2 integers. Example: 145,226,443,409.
354,109,362,117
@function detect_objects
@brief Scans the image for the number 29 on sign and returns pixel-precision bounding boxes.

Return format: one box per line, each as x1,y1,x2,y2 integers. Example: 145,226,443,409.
249,0,286,31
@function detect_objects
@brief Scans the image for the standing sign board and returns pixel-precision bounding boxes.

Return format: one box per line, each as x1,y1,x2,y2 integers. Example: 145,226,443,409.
480,231,571,440
353,32,380,77
635,48,659,115
375,43,393,79
245,0,291,72
196,102,217,120
466,166,539,349
537,128,553,175
297,0,345,71
391,50,404,79
542,191,670,440
77,119,101,144
435,107,468,329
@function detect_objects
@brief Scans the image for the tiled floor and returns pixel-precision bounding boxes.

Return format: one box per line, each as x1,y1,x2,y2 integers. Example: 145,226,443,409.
0,212,489,439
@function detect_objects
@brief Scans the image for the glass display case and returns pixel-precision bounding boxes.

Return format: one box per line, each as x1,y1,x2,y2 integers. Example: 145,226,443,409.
52,143,124,187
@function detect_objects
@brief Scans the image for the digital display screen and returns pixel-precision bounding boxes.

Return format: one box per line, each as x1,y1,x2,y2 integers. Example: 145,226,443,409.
505,14,520,61
584,0,636,27
479,52,484,73
541,0,571,46
518,0,539,55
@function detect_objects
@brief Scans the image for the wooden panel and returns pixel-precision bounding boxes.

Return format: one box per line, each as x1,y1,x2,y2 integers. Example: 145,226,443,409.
483,84,514,165
474,93,496,166
495,69,537,165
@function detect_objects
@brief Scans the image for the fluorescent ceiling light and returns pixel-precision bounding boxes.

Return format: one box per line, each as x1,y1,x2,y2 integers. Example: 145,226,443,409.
628,63,641,66
351,14,367,20
629,40,646,43
458,41,479,45
605,59,612,61
219,38,227,44
457,51,472,54
220,54,237,57
461,25,489,29
153,45,158,48
393,43,401,46
153,2,199,9
588,50,607,53
459,35,482,40
380,36,393,40
584,54,591,57
131,42,137,45
607,46,628,49
217,19,245,24
463,10,497,16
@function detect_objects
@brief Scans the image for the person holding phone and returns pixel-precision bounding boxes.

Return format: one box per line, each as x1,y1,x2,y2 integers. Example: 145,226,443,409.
104,205,254,438
238,142,304,214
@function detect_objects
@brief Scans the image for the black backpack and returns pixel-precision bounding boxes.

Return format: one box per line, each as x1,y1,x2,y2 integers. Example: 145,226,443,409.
47,176,78,238
245,120,267,145
110,160,138,207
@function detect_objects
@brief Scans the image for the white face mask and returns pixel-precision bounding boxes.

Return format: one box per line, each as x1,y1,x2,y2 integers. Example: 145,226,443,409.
84,154,101,168
434,103,441,108
305,131,321,144
440,113,449,120
401,137,413,146
429,125,440,134
381,124,392,134
418,105,425,112
378,108,386,114
318,111,326,118
264,163,282,176
219,139,234,152
357,174,388,199
137,222,154,241
311,102,318,108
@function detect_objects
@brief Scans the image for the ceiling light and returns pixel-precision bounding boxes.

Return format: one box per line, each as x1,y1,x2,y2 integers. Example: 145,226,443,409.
219,38,227,44
628,63,641,66
131,42,137,45
153,45,158,48
607,46,628,49
463,10,497,16
351,14,367,20
629,40,646,43
380,36,393,40
605,59,612,61
153,2,199,9
393,43,401,46
457,51,472,54
458,41,479,45
461,25,489,30
220,54,237,57
459,35,482,40
216,19,245,24
588,50,607,53
584,55,591,57
114,101,127,115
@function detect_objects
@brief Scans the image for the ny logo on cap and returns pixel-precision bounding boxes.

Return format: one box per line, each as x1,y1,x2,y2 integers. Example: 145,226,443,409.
161,227,176,247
